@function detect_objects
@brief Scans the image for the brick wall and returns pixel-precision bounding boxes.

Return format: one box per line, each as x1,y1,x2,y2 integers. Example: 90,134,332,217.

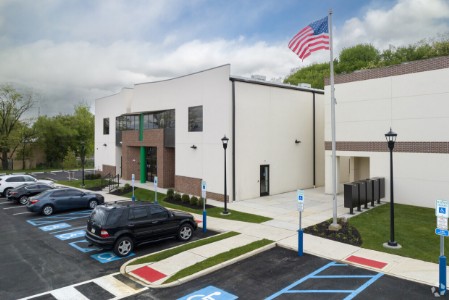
325,56,449,85
175,175,227,202
121,129,175,188
324,141,449,154
102,164,117,176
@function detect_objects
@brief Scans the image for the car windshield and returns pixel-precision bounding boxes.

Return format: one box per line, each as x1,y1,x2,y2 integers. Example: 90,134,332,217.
14,184,29,190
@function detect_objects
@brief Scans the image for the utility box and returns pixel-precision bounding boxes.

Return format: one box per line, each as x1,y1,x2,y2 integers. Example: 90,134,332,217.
372,177,385,200
344,183,359,214
365,179,374,207
355,180,368,209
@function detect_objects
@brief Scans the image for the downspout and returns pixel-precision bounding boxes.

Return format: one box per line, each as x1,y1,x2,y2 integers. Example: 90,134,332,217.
313,92,316,188
139,114,146,183
232,80,236,201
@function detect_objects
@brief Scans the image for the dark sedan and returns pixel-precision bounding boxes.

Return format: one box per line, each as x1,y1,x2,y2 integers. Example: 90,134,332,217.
7,183,54,205
26,187,105,216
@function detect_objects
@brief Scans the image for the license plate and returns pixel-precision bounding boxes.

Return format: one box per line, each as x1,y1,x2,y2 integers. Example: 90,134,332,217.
91,228,95,233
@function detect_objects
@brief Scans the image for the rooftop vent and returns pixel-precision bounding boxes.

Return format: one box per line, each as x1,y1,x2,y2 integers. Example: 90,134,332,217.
298,83,311,88
251,74,266,81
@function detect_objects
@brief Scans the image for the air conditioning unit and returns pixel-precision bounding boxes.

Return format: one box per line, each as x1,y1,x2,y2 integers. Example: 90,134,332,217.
298,83,311,88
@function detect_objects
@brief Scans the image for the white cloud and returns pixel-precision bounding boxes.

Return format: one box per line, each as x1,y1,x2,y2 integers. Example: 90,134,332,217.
338,0,449,51
0,0,448,117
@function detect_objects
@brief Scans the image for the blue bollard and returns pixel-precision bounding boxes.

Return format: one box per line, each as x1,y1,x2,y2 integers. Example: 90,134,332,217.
298,229,304,256
202,210,207,233
440,256,446,295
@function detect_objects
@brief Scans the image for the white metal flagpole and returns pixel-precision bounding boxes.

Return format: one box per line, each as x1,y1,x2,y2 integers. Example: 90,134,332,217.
328,9,341,231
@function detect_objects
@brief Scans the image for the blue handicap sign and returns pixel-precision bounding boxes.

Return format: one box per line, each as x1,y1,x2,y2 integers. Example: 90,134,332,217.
436,228,449,236
91,251,135,263
440,207,446,214
55,230,86,241
69,239,102,253
39,223,71,231
298,195,303,201
177,286,238,300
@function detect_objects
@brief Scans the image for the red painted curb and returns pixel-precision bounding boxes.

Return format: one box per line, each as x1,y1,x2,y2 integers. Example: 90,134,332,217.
131,266,166,282
346,255,388,269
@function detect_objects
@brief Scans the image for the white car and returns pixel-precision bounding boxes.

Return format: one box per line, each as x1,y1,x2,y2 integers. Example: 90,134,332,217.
0,175,55,197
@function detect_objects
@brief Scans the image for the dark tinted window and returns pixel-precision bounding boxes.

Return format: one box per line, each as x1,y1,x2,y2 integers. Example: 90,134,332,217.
52,190,68,197
64,189,83,196
91,207,108,225
188,106,203,132
25,184,39,190
103,118,110,135
24,176,36,182
129,207,149,220
6,176,24,183
150,205,169,219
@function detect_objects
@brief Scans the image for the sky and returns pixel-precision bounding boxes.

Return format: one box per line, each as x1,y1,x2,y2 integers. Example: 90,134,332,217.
0,0,448,118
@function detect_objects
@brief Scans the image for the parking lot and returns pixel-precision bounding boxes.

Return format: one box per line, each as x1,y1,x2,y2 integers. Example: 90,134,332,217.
0,196,215,300
128,247,435,300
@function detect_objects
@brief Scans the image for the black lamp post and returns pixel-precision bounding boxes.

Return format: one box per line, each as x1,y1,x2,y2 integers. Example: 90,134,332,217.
80,141,86,188
221,135,229,215
385,128,398,247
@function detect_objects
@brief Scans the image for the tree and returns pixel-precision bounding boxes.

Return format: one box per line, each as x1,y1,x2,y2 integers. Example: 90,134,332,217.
0,84,34,170
284,62,330,89
335,44,379,74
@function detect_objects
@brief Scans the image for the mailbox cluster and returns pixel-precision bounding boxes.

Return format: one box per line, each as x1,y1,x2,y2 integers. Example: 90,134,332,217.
344,177,385,214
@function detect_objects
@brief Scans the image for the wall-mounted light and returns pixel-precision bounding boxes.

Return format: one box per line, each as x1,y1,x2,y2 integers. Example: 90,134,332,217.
103,143,107,147
295,139,301,144
191,145,197,149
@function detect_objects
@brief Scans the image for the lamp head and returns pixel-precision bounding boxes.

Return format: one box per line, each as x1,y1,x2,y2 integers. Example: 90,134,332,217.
221,135,229,150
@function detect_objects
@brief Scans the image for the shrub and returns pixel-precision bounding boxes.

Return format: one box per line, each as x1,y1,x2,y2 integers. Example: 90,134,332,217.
181,194,190,203
198,197,206,207
174,193,182,202
85,173,101,180
190,196,198,206
124,183,131,189
167,188,175,200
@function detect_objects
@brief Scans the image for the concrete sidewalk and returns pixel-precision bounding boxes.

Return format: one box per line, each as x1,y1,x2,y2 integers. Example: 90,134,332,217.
106,183,442,290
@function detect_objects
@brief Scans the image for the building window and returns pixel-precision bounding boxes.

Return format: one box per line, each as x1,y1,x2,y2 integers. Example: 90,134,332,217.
188,106,203,132
103,118,109,135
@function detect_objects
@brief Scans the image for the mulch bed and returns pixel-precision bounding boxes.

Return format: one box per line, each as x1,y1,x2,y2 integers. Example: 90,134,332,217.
164,197,215,210
303,218,363,246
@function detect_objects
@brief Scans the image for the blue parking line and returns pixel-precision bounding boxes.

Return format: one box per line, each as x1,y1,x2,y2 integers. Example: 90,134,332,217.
265,261,383,300
27,210,92,226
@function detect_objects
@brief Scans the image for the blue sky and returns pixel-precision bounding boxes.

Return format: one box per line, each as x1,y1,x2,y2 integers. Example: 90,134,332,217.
0,0,448,116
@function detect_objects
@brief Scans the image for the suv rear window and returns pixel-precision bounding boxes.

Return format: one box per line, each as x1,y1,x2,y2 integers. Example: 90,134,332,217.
91,207,123,226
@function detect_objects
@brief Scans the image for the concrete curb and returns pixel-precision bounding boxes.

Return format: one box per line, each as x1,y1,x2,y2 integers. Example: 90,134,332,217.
121,241,276,289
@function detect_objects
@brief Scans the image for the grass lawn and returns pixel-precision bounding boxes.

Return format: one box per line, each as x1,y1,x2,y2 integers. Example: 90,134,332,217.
121,188,272,224
349,203,446,264
58,179,104,189
129,231,240,266
163,238,273,284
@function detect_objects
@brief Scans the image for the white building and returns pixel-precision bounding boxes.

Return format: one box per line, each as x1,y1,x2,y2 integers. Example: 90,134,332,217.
95,65,325,201
324,56,449,208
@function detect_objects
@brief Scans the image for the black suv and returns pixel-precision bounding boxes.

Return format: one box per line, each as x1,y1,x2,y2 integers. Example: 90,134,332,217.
85,202,198,257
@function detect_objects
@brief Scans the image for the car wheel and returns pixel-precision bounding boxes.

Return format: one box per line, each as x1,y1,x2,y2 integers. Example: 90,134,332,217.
114,236,133,257
177,223,193,241
88,199,98,209
3,188,11,198
19,196,29,205
42,205,54,216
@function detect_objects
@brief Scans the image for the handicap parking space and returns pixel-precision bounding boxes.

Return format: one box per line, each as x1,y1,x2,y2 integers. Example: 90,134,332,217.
142,246,434,300
0,199,217,300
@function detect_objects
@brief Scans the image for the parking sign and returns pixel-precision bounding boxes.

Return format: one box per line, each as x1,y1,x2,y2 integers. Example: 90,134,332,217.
436,200,449,218
297,190,304,212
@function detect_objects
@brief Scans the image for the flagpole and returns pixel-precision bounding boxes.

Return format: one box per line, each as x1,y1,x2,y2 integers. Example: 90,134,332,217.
328,9,341,231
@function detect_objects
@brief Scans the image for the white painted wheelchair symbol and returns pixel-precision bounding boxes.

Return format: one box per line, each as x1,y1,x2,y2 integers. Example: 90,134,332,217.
187,292,221,300
91,251,135,263
178,286,237,300
39,223,71,231
55,230,85,240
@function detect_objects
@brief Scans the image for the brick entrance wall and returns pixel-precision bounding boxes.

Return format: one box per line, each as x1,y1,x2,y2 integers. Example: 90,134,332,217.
121,129,175,188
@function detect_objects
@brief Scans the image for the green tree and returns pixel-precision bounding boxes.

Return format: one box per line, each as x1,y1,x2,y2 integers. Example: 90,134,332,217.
0,84,34,170
284,62,330,89
34,114,75,168
62,150,77,170
335,44,379,74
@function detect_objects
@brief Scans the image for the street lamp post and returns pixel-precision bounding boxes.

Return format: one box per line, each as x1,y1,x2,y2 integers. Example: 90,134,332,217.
385,128,398,248
221,135,229,215
80,141,85,188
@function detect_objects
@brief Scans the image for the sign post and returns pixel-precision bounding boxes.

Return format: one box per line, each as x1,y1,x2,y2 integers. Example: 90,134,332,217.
201,180,207,233
154,177,158,204
297,189,304,256
131,174,135,201
436,199,449,295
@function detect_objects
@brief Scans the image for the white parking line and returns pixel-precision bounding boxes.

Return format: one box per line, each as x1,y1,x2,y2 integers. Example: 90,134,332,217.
13,211,32,215
0,202,11,205
3,206,26,210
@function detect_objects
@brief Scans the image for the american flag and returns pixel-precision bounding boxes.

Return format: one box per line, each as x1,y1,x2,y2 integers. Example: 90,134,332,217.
288,16,330,60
